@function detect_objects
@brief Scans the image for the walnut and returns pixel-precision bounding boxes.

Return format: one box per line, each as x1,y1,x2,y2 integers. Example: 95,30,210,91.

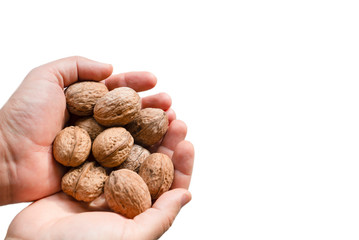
138,153,174,200
62,161,107,202
65,81,109,116
55,82,182,214
74,116,105,141
116,144,150,173
93,87,141,127
126,108,169,147
92,127,134,167
104,169,151,218
53,126,91,167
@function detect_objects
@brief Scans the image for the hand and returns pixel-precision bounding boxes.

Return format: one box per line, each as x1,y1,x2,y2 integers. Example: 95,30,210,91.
0,56,185,204
2,56,194,239
6,119,194,239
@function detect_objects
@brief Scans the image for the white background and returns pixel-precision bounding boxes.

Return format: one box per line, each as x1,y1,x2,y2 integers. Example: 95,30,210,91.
1,1,359,239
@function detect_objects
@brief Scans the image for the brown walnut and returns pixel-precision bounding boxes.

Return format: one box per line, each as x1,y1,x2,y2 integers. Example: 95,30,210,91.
74,116,105,141
53,126,91,167
62,161,107,202
104,169,151,218
93,87,141,126
116,144,150,173
65,81,109,116
138,153,174,200
126,108,169,147
92,127,134,167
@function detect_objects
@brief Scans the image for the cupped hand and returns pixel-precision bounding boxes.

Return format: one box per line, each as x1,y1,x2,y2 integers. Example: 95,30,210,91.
6,119,194,240
0,56,175,204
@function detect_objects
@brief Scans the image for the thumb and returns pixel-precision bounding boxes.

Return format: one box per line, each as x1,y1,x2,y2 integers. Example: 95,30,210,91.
134,188,192,239
28,56,113,88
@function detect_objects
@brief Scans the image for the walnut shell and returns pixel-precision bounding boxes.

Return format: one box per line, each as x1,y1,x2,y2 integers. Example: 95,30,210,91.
105,169,151,218
53,126,91,167
92,127,134,167
74,116,105,141
116,144,150,173
126,108,169,146
62,161,107,202
65,81,109,116
93,87,141,126
138,153,174,200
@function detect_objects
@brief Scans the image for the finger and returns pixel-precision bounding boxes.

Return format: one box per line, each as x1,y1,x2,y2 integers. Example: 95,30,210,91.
87,194,111,211
157,120,187,158
141,92,172,110
171,141,195,190
166,108,176,123
104,71,157,92
134,188,191,239
36,56,113,88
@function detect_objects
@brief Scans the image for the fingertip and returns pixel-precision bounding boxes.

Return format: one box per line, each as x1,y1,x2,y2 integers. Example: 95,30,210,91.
104,71,157,92
157,119,188,156
79,59,113,81
152,188,190,210
87,194,110,211
181,189,192,207
41,56,114,87
166,108,176,123
105,63,114,76
69,56,113,81
171,120,188,137
171,140,194,190
145,72,157,89
133,188,190,239
141,92,172,110
159,92,172,110
178,140,195,171
176,140,195,159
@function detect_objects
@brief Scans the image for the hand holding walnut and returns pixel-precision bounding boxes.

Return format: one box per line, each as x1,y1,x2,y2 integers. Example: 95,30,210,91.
0,56,169,204
53,71,182,219
6,118,194,240
1,56,194,240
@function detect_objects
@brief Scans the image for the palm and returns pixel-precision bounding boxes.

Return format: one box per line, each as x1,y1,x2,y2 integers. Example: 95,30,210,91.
7,193,134,239
1,70,74,202
6,116,194,239
7,186,190,240
7,125,194,239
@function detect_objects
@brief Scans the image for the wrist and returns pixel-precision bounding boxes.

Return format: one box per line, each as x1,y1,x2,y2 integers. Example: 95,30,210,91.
0,112,12,205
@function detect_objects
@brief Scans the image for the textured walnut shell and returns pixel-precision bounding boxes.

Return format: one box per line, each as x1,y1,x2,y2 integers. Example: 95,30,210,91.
126,108,169,147
138,153,174,200
116,144,150,173
75,116,105,141
53,126,91,167
93,87,141,126
62,161,107,202
92,127,134,167
65,81,109,116
105,169,151,218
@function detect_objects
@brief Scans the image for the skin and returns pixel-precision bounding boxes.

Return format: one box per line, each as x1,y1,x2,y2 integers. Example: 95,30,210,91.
0,56,194,240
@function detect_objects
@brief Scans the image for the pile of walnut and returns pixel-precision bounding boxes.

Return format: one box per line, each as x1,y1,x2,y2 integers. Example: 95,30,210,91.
52,81,174,219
